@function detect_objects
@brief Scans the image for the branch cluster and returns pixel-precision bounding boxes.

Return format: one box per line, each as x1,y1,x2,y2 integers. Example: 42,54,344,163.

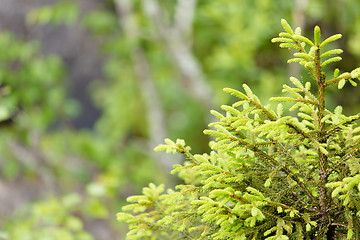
118,19,360,240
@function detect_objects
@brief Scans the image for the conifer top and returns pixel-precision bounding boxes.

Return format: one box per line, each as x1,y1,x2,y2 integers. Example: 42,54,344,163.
118,19,360,240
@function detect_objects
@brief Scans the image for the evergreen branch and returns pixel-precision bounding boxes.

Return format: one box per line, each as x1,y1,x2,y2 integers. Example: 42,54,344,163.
128,214,195,239
327,142,360,176
292,35,314,46
261,208,297,224
230,135,317,205
319,34,342,48
271,96,319,106
324,112,360,137
301,87,319,103
285,122,326,154
247,98,277,121
320,49,343,58
272,37,294,43
292,38,317,80
176,145,200,166
237,221,274,239
321,56,342,67
287,57,306,64
281,19,295,35
278,32,294,39
255,141,277,147
352,213,360,240
273,140,308,178
324,72,351,87
280,43,300,50
171,164,198,175
224,87,277,121
263,199,301,217
119,18,360,239
283,84,303,97
312,33,332,226
294,52,314,61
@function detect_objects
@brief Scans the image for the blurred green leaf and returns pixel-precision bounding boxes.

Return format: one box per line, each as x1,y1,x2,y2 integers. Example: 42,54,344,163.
27,1,79,25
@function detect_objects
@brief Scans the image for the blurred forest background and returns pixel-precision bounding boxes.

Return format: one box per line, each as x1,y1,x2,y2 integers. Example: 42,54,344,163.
0,0,360,239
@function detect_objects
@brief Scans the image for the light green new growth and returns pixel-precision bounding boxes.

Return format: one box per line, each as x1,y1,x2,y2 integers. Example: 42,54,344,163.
117,19,360,239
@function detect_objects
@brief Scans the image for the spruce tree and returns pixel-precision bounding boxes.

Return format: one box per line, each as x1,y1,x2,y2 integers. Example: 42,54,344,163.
117,19,360,240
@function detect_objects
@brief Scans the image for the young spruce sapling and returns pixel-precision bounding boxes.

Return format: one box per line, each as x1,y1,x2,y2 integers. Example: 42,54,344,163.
118,19,360,240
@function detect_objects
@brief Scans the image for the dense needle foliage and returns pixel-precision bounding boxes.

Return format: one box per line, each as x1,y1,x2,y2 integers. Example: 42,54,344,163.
118,19,360,239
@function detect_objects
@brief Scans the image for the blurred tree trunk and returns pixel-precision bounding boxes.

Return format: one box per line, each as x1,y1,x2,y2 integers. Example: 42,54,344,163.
143,0,213,109
114,0,215,175
114,0,175,174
